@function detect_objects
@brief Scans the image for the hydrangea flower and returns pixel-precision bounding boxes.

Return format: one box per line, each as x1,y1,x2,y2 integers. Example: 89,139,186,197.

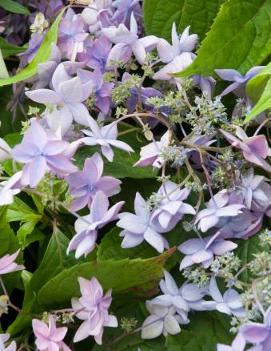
67,191,124,258
215,67,264,97
0,251,24,275
58,9,88,61
111,0,142,26
153,24,198,81
81,0,113,33
0,334,17,351
12,119,77,187
72,277,118,345
217,333,246,351
66,152,121,211
220,127,271,173
209,277,245,318
25,64,94,135
134,131,171,168
103,12,158,67
179,236,237,270
117,192,169,253
141,302,182,340
32,315,71,351
151,181,195,230
81,117,134,161
0,137,11,162
239,306,271,351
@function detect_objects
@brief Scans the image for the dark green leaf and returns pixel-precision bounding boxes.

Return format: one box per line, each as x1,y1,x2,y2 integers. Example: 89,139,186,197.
178,0,271,77
0,37,26,58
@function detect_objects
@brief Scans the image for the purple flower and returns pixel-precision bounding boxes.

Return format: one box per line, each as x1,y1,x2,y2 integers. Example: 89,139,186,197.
103,12,158,67
26,64,94,135
32,315,71,351
67,191,124,258
215,67,264,97
112,0,141,26
78,36,112,72
77,68,114,115
153,24,197,81
0,334,17,351
72,277,118,345
195,193,244,233
81,0,113,33
239,307,271,351
221,127,271,173
117,193,169,253
134,131,171,168
151,181,195,231
179,236,237,270
58,9,88,61
19,33,44,67
12,119,77,187
0,138,11,162
67,152,121,211
209,277,245,318
0,251,24,275
81,117,133,162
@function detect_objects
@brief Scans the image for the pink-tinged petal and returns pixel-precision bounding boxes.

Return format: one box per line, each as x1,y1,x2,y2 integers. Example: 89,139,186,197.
99,201,124,227
95,176,121,197
104,315,118,328
264,306,271,327
25,89,62,105
73,320,90,342
144,227,165,253
246,135,269,159
85,152,104,182
46,155,77,175
220,129,242,148
243,150,271,172
240,323,269,343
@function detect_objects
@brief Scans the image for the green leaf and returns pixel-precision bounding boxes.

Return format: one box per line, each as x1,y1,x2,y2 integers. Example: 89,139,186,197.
166,312,231,350
178,0,271,77
246,63,271,103
0,0,30,15
30,230,77,292
0,50,9,79
37,251,173,309
0,8,64,87
0,37,26,58
245,77,271,122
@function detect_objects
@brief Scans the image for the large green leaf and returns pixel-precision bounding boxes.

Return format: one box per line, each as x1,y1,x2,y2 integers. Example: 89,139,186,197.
178,0,271,77
30,230,77,292
144,0,224,40
37,251,172,308
0,9,64,87
0,0,30,15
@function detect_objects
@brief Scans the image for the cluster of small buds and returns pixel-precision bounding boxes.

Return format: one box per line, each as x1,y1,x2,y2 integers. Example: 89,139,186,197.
182,266,210,287
210,252,241,283
0,295,9,317
120,317,138,333
249,252,271,277
160,145,189,167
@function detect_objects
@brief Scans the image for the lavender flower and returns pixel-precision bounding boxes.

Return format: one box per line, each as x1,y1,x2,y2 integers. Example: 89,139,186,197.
215,67,264,97
0,334,17,351
26,64,94,135
0,138,11,162
58,9,88,61
134,131,171,168
32,315,71,351
66,152,121,211
239,306,271,351
0,250,24,275
209,277,245,318
117,192,169,253
151,181,195,231
153,24,197,81
67,191,124,258
221,127,271,173
179,236,237,270
217,333,246,351
72,277,118,345
81,0,113,34
0,171,22,206
141,302,182,339
81,117,133,162
103,12,158,67
12,119,77,187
